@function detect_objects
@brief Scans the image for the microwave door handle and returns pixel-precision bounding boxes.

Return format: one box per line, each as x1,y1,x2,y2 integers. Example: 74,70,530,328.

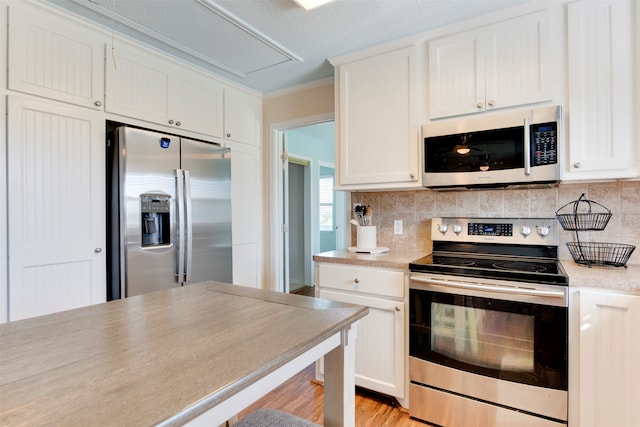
524,117,531,176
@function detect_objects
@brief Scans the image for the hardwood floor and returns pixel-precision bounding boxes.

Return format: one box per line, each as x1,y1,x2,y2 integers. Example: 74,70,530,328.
238,363,428,426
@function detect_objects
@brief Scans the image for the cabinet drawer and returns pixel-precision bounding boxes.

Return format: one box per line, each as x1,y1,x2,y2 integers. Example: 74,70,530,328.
317,264,404,299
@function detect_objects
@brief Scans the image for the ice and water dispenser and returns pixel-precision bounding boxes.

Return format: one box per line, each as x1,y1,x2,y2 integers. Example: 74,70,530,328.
140,194,171,246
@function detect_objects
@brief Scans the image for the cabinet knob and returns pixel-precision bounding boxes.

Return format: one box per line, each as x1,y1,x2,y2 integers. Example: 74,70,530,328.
226,133,231,138
94,248,102,253
94,100,102,107
476,102,483,109
354,278,360,284
395,306,401,312
175,121,182,126
410,173,415,179
487,100,494,107
573,162,582,169
168,119,174,125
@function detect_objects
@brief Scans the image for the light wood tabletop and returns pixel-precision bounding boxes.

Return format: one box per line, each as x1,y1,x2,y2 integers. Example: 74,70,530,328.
0,281,368,426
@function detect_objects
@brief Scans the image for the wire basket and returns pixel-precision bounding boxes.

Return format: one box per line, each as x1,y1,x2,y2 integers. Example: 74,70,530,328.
556,193,612,231
566,242,636,267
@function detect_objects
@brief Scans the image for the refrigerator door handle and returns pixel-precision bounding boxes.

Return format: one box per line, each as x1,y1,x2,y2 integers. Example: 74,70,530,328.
183,170,193,282
175,169,185,283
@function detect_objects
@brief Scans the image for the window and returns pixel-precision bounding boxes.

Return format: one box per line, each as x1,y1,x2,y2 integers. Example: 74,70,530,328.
319,175,334,232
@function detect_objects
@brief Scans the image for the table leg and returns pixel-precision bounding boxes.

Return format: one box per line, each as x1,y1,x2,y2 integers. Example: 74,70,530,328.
323,322,359,427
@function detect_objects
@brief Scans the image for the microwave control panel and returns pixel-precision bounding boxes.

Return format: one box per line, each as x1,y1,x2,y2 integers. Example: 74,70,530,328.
531,122,557,166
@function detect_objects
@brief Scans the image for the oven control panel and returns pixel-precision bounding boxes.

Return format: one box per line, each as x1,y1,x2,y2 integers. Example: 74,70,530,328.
468,222,513,237
433,217,558,246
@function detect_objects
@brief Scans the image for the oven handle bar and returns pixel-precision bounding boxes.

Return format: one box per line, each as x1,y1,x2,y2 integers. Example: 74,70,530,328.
411,276,566,298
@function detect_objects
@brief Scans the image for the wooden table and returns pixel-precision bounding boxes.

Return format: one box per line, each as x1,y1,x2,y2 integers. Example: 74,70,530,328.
0,282,368,426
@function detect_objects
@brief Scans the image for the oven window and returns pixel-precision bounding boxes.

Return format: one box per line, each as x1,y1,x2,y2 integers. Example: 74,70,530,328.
431,303,535,372
410,289,567,390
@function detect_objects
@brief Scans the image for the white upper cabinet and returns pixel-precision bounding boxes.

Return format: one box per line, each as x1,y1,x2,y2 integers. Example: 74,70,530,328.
428,10,550,119
334,45,419,190
224,88,262,146
565,0,638,180
106,42,223,137
8,2,105,109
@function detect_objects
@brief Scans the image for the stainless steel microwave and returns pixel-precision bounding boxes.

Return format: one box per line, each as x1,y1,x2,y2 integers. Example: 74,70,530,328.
422,106,562,190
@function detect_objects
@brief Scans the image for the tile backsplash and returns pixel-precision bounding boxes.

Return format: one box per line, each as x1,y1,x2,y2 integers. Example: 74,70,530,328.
350,180,640,261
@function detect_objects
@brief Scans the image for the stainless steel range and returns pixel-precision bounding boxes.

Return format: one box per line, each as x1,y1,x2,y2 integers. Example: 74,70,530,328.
409,217,568,427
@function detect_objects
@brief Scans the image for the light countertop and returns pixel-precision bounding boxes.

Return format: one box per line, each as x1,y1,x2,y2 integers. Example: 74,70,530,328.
561,260,640,294
313,249,430,270
314,249,640,295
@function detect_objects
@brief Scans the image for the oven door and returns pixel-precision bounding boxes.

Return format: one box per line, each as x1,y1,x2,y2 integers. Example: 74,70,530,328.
409,273,568,423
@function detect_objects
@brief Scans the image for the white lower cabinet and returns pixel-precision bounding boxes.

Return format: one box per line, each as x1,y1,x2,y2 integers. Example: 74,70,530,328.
6,95,106,321
570,289,640,427
315,263,407,403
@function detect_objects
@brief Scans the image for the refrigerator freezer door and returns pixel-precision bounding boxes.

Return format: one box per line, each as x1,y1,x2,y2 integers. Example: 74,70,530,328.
119,127,180,297
181,138,232,284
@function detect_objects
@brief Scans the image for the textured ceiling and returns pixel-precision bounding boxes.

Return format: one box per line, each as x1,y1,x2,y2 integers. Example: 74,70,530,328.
47,0,528,94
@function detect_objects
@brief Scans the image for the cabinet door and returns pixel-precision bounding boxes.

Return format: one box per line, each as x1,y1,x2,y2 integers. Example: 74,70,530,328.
105,43,171,125
428,30,485,118
578,290,640,427
7,96,106,321
485,10,550,111
224,88,261,146
170,69,224,137
319,289,405,399
230,142,262,288
338,46,418,187
8,3,105,109
566,0,637,179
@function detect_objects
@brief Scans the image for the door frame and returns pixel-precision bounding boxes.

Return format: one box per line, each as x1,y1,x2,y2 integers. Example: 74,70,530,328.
269,113,335,293
286,155,312,293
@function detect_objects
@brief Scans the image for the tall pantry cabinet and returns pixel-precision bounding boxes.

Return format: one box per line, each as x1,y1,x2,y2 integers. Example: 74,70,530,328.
1,1,263,322
4,2,107,321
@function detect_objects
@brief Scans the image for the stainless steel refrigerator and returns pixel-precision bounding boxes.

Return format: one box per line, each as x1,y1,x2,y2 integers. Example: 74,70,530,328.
107,126,232,299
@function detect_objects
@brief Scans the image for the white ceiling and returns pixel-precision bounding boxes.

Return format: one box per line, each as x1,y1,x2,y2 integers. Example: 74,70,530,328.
47,0,528,94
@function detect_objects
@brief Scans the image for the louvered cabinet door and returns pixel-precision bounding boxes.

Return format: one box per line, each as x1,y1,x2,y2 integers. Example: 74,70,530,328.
8,2,105,109
7,96,106,321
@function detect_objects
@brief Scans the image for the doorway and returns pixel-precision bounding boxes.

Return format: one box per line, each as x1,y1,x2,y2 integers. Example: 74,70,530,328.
287,158,311,294
269,114,345,294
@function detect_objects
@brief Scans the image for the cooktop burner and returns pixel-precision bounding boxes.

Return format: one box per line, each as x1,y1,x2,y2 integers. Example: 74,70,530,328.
410,254,568,286
491,262,549,273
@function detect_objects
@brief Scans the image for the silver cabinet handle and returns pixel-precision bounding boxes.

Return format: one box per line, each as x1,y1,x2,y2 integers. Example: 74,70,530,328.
94,248,102,253
476,102,483,109
168,119,174,125
94,100,102,107
176,121,181,126
487,100,494,107
226,133,231,138
409,173,415,179
573,162,582,169
354,278,360,284
394,306,401,312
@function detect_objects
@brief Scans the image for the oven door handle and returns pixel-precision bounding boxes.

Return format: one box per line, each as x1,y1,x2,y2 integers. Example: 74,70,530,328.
411,276,566,298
